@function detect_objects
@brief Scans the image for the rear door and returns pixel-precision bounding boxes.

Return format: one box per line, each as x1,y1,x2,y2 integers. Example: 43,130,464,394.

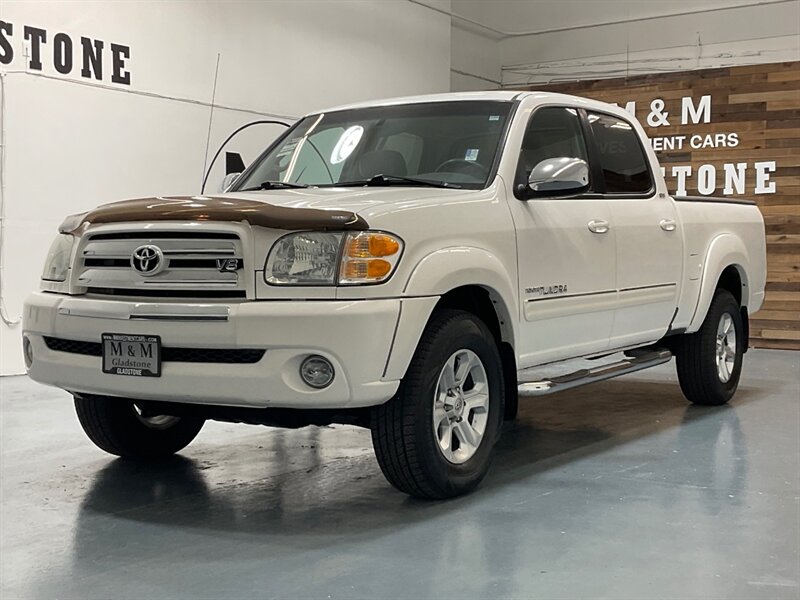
585,111,682,347
506,106,616,367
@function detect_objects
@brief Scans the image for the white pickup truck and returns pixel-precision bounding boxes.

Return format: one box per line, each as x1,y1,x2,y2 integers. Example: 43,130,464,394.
23,91,766,499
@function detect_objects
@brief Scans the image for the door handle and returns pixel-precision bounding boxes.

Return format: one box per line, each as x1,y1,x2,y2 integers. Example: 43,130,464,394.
587,219,609,234
659,219,677,232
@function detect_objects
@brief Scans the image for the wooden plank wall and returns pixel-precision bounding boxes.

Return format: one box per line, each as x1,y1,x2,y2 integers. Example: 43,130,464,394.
522,61,800,350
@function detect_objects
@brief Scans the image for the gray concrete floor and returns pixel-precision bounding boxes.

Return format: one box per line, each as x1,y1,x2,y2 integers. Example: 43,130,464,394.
1,349,798,600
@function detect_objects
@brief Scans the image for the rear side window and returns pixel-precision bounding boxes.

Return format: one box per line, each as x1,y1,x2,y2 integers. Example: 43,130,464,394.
587,112,652,194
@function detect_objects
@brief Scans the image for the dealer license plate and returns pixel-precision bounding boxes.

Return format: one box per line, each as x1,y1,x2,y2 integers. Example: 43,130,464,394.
102,333,162,377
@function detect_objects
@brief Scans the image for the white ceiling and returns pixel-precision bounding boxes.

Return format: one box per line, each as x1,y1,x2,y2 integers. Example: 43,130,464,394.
450,0,792,36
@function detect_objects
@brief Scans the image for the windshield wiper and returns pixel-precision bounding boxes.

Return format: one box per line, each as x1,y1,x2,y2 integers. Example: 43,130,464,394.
333,174,462,189
240,180,309,191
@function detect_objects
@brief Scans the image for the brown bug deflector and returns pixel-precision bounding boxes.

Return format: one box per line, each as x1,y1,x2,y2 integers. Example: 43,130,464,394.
61,196,369,234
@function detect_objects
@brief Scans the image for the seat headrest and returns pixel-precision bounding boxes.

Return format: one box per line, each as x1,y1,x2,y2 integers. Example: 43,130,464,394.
357,150,408,178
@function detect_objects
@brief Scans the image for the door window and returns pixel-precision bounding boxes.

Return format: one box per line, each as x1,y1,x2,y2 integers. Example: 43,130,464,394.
517,106,589,184
587,112,653,194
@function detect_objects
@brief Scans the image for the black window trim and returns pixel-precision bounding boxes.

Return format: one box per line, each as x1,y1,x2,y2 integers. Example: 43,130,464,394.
580,108,657,200
577,108,605,194
512,103,597,201
487,99,522,190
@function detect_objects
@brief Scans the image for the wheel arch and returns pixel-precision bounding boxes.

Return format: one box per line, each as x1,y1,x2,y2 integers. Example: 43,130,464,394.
435,285,515,347
402,246,518,347
383,247,519,383
687,234,752,333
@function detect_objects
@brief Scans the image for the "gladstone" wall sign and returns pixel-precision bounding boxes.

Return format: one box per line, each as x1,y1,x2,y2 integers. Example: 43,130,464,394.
612,94,778,197
0,20,131,85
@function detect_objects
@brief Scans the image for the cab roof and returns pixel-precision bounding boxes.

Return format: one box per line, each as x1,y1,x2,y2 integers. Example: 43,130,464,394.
310,90,624,119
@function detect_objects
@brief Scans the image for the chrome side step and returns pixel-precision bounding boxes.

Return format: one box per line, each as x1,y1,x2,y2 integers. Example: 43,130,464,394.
517,349,673,397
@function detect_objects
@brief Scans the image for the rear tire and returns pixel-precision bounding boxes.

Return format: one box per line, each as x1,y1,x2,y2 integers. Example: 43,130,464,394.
371,309,503,499
74,394,205,459
675,289,744,406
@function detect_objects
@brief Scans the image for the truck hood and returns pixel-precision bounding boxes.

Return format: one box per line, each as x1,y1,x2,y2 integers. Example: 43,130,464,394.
66,187,467,234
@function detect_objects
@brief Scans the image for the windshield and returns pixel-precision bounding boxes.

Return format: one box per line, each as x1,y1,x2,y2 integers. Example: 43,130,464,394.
233,101,514,191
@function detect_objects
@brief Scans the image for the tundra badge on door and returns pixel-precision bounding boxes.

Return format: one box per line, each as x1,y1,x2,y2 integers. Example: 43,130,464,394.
525,284,568,296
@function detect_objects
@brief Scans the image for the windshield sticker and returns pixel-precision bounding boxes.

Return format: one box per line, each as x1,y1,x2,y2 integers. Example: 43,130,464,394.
464,148,480,161
489,115,500,121
330,125,364,164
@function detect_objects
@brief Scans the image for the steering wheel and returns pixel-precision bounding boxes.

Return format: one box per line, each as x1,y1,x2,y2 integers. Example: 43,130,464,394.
434,158,490,179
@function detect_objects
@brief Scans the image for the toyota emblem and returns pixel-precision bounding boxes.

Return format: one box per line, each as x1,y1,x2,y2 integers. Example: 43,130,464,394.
130,244,164,276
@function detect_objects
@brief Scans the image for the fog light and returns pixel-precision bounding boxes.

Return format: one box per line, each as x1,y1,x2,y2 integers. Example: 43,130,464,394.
300,355,334,389
22,336,33,369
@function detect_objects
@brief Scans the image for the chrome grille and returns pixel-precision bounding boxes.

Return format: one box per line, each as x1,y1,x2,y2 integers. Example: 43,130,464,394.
75,231,246,296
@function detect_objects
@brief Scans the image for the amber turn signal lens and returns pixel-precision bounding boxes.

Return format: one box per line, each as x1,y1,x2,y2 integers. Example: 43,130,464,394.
367,259,392,278
338,231,402,284
346,233,401,258
342,259,392,280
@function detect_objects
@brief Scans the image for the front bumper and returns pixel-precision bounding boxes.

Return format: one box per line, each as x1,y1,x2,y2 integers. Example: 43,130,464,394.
22,292,436,409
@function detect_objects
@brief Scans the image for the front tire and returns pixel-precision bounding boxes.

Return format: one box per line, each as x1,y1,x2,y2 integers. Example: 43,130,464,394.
371,309,503,499
675,289,744,406
74,394,205,459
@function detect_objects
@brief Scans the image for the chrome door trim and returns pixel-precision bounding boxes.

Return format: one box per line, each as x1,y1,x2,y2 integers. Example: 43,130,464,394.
524,283,677,321
524,289,616,321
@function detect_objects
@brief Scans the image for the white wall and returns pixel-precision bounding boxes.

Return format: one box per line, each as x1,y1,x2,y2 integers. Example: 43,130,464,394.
450,23,501,91
448,0,800,89
0,0,451,375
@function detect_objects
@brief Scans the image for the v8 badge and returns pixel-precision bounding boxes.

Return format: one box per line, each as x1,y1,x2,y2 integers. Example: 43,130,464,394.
216,258,240,272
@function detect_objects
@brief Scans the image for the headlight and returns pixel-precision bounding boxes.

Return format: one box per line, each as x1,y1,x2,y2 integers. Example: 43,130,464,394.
41,234,75,282
264,231,403,286
265,232,344,285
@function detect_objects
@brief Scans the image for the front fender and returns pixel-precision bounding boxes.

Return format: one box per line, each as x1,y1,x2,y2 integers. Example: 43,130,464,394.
403,247,518,330
687,234,751,332
381,247,519,381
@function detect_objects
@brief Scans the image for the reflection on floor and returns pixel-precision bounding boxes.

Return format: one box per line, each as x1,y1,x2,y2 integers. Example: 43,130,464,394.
1,349,798,599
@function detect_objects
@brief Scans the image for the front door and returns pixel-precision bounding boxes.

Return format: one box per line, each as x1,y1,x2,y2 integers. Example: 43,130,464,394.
506,106,617,368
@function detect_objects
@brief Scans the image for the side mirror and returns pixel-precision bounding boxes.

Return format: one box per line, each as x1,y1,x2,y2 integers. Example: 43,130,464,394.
528,157,589,197
225,152,246,175
219,172,241,192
